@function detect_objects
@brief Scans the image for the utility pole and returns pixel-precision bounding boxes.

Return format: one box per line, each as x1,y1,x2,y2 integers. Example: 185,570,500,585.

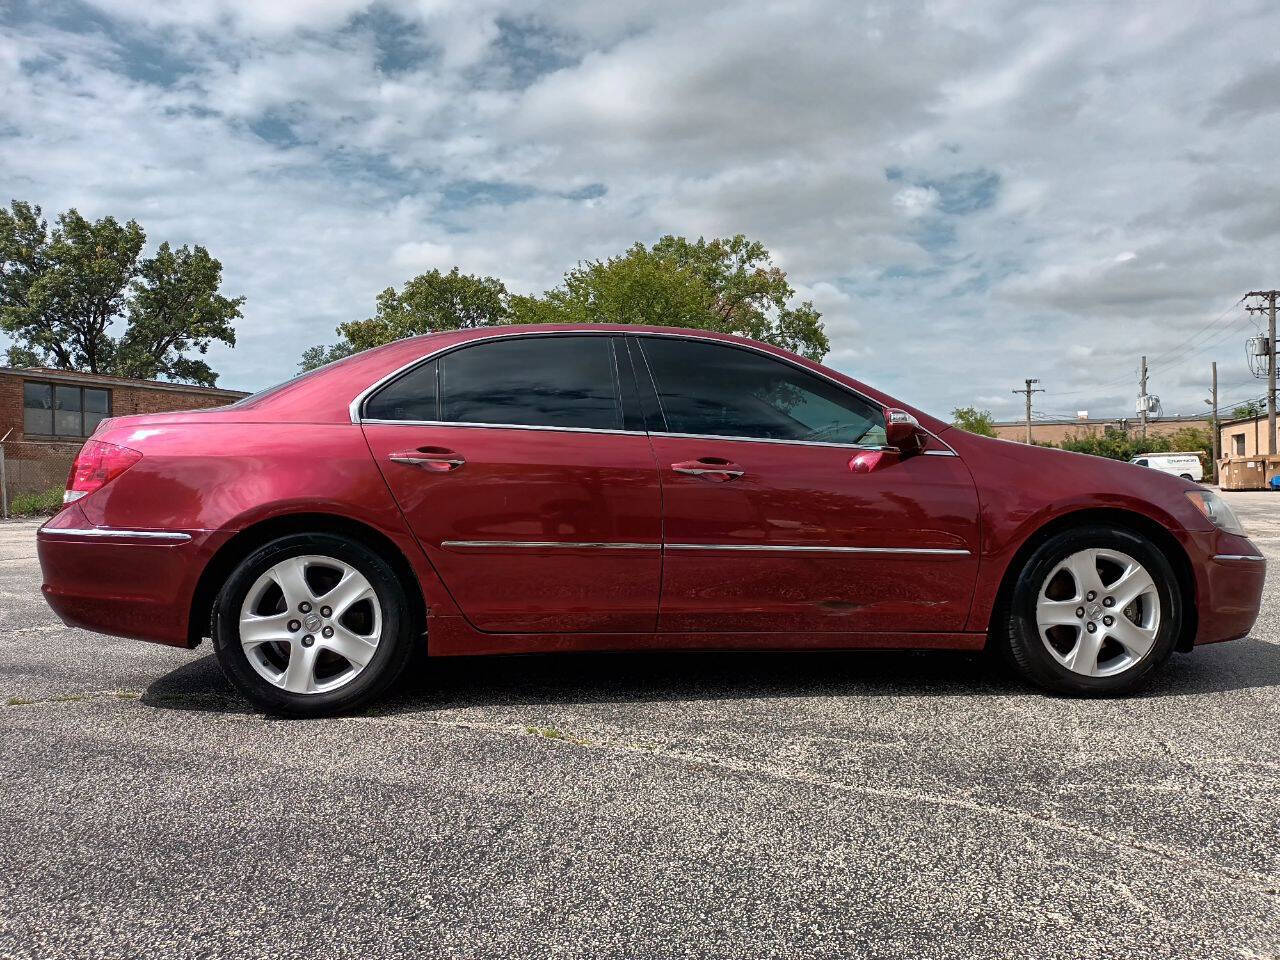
1206,361,1219,484
1139,355,1149,439
1012,378,1044,444
1245,291,1278,455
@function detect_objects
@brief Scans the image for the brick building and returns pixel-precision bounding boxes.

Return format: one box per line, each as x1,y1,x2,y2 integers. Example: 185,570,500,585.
0,367,248,499
992,413,1211,445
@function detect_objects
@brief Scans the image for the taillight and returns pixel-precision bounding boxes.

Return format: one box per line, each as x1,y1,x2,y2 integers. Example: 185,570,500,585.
65,440,143,504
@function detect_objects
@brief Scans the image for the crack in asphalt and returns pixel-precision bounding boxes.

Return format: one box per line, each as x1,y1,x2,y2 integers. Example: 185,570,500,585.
391,712,1280,900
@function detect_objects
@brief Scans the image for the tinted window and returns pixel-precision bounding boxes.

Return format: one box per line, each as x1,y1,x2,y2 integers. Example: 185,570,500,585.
366,360,437,421
23,382,52,435
439,337,621,430
639,338,886,445
83,389,110,434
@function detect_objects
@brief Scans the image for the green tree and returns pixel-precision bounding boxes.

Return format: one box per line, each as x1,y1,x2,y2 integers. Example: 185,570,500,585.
950,406,997,437
301,267,508,371
1058,425,1213,470
0,201,241,385
1232,400,1263,419
512,235,828,360
300,234,829,369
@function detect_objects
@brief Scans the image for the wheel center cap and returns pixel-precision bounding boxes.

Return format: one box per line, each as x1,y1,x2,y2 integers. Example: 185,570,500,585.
1086,603,1103,621
303,613,322,633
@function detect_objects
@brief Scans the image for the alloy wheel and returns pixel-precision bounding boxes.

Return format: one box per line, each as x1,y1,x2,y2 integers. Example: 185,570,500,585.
1034,548,1161,677
238,555,382,695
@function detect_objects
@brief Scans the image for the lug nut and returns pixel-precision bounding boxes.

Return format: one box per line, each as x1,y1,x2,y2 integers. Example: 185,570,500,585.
320,606,332,618
322,626,334,639
301,634,314,647
299,601,312,614
287,619,301,633
1102,596,1115,608
1075,607,1085,618
1086,622,1098,633
1086,591,1097,602
1103,615,1114,627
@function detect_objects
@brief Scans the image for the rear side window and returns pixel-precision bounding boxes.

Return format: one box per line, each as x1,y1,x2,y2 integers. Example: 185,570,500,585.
439,336,621,430
365,360,437,421
638,337,886,445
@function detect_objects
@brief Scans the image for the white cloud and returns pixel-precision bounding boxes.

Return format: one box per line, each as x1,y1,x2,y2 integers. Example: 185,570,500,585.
0,0,1275,416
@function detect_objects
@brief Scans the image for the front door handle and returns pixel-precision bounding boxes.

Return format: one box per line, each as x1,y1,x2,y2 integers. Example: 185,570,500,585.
672,458,744,481
389,448,465,472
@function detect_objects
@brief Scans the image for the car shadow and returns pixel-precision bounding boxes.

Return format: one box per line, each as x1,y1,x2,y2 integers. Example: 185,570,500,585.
142,637,1280,717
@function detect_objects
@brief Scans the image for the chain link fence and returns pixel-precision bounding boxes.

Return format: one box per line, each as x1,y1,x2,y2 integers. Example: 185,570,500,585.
0,439,81,517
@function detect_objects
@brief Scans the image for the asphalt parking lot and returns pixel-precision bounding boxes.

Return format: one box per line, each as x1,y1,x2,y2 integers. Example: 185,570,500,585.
1,494,1278,959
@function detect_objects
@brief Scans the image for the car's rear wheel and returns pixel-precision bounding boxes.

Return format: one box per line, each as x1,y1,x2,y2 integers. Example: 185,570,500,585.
1003,524,1181,695
212,533,415,716
1180,473,1195,481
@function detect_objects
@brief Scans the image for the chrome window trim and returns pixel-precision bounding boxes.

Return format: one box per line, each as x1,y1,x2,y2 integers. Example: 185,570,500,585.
348,329,957,454
439,538,969,556
442,540,658,551
1212,553,1265,562
363,418,901,452
361,419,639,438
39,527,192,543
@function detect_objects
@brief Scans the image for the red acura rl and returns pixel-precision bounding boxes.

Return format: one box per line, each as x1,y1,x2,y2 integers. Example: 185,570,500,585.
37,325,1265,715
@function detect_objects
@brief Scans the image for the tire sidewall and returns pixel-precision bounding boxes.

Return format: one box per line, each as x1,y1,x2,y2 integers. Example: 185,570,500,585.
213,533,412,716
1008,525,1181,695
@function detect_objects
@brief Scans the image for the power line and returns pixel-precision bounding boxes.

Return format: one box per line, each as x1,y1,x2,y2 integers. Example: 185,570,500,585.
1143,296,1245,370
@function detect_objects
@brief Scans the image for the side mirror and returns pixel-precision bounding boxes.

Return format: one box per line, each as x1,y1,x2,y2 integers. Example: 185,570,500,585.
884,408,926,455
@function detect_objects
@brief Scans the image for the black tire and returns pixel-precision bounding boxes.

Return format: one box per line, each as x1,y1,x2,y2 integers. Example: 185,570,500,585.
212,533,416,717
1002,524,1181,696
1179,473,1194,481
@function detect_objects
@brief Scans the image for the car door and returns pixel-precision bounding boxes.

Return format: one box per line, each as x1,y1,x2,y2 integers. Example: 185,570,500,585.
631,335,981,635
360,333,662,634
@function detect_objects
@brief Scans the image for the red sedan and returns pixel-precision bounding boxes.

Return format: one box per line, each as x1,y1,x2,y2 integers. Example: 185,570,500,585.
37,325,1265,715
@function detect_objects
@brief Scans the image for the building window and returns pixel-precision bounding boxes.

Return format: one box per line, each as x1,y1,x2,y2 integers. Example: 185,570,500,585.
1233,433,1246,456
22,382,111,438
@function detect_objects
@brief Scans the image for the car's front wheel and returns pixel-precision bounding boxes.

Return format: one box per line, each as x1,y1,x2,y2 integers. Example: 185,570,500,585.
212,533,415,716
1003,524,1182,695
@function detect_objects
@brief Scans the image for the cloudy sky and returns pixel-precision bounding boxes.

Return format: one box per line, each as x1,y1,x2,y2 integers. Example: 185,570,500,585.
2,0,1277,422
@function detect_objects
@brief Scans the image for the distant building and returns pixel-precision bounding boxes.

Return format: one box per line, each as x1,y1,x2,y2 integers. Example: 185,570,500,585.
0,367,248,498
1219,411,1279,460
991,413,1211,445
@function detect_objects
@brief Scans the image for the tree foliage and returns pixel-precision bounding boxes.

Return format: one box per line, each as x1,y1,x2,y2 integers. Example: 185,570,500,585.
1232,400,1264,419
299,234,828,370
0,201,241,385
1058,425,1214,471
950,406,997,437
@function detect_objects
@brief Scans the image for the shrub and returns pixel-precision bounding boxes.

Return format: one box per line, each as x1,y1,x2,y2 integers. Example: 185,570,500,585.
1058,425,1213,469
9,487,65,517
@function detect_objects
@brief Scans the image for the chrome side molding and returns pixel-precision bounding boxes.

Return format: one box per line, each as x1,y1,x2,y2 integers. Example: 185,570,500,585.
1212,554,1265,562
442,540,658,551
39,527,192,543
665,543,970,556
440,539,969,556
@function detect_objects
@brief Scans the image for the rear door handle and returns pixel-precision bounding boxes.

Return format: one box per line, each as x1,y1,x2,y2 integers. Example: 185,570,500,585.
389,448,465,472
672,458,744,481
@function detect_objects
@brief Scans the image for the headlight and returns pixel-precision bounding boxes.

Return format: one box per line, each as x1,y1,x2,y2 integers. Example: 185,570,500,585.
1185,489,1248,536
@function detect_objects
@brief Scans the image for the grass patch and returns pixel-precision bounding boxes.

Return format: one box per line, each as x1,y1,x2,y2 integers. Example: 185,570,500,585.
526,725,565,740
9,487,64,517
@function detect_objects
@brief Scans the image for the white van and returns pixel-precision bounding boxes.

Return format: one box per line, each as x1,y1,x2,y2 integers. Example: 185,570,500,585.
1130,452,1203,482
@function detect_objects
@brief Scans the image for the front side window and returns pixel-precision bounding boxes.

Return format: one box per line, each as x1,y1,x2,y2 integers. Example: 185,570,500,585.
23,381,111,437
638,337,886,446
